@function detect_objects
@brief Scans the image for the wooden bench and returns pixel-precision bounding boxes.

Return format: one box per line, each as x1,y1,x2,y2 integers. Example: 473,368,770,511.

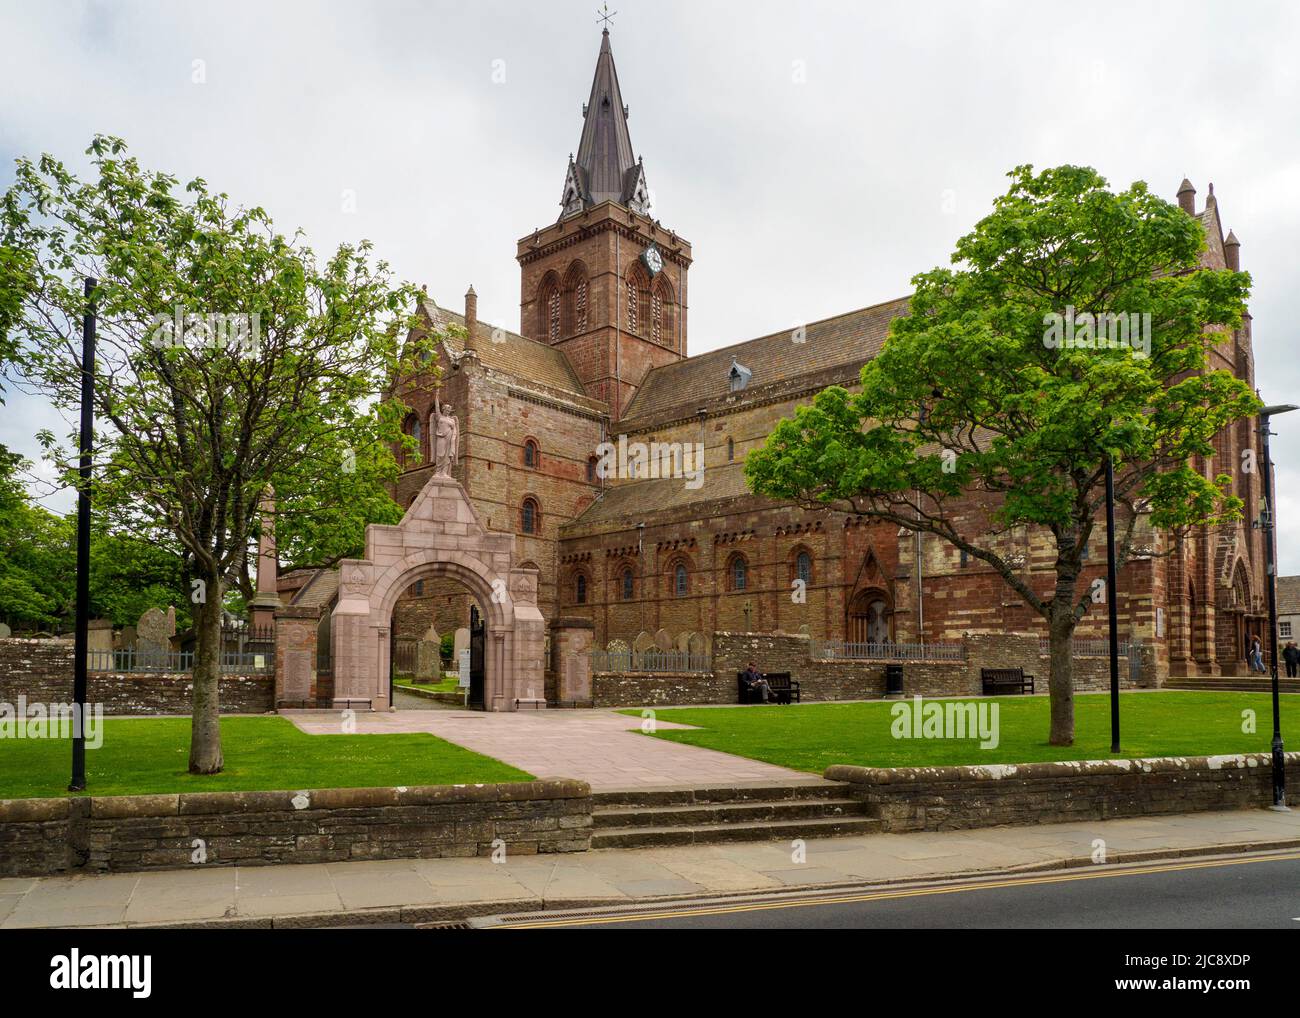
980,667,1035,696
737,672,801,705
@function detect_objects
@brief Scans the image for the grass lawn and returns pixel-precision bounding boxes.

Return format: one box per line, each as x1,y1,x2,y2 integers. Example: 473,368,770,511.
621,691,1300,774
395,676,463,693
0,715,531,799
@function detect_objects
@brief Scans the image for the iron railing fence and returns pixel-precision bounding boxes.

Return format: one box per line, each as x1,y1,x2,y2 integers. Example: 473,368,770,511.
809,639,966,662
1039,637,1131,657
86,647,274,674
590,650,713,674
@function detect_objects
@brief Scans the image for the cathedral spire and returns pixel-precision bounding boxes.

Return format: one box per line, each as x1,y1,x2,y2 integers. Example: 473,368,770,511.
560,29,650,219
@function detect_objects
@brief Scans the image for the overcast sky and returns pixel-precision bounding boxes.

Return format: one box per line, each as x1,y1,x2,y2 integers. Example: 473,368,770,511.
3,0,1299,570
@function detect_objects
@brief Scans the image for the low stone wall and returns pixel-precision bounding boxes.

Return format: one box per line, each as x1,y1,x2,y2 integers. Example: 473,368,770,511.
0,779,592,877
827,753,1300,832
0,638,273,714
592,671,733,707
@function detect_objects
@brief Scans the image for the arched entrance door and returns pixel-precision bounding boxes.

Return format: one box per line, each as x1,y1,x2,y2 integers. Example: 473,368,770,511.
848,589,891,648
331,475,544,711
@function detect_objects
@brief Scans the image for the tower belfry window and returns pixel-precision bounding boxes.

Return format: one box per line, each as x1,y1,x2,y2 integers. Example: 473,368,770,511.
626,280,638,333
575,280,588,332
548,290,561,342
651,291,663,345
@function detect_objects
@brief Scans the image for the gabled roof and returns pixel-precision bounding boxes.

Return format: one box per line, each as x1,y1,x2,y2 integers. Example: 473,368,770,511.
622,296,910,425
561,30,648,218
419,299,604,411
563,462,761,534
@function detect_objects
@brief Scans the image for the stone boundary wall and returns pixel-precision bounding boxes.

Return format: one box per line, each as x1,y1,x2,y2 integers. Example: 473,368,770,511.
590,628,1154,708
0,638,272,715
0,779,592,877
592,671,732,707
826,753,1300,833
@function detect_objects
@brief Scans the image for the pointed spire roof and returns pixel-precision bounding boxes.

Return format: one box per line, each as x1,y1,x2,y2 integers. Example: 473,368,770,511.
560,30,650,219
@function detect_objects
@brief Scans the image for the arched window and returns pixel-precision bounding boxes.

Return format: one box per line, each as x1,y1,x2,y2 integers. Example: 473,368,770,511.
727,437,735,462
403,413,422,465
626,278,638,334
795,551,812,584
621,568,634,600
536,271,562,344
564,262,589,336
651,289,663,345
521,497,539,535
587,456,598,484
728,554,748,591
523,439,539,469
575,573,587,604
674,562,689,597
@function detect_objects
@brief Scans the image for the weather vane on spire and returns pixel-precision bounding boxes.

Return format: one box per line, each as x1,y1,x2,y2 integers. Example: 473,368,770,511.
596,3,616,31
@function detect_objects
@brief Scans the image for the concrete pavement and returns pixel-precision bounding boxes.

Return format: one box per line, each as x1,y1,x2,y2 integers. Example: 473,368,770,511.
5,807,1299,928
284,707,807,789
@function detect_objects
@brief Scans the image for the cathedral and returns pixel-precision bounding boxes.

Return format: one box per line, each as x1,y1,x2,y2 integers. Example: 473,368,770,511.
300,28,1267,686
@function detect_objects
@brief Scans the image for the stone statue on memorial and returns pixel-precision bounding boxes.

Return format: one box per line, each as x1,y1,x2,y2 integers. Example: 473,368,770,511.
431,388,459,477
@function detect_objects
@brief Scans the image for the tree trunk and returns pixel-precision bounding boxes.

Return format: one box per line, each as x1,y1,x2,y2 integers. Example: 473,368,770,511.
188,577,225,774
1046,568,1080,746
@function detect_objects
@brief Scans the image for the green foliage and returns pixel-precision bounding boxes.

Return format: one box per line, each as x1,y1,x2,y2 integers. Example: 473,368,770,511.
0,446,74,627
440,631,455,663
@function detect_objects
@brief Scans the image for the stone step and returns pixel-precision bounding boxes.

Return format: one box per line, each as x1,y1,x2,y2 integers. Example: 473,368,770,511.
593,797,863,829
590,815,882,849
591,779,849,809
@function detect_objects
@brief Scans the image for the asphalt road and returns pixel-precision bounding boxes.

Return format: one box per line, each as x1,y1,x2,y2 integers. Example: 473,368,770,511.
494,852,1300,929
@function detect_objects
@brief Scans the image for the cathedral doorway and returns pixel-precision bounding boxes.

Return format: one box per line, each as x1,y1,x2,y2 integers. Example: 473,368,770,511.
847,589,892,647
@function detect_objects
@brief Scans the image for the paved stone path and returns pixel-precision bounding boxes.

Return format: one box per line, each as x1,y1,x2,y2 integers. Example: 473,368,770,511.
5,809,1298,928
283,707,805,789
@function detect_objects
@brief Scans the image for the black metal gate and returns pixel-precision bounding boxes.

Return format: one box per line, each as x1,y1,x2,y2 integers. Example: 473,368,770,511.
469,605,485,710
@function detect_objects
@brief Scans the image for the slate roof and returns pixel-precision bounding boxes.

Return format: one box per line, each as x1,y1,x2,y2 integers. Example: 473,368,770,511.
622,295,910,425
420,300,603,410
289,568,340,611
562,463,768,534
569,30,641,211
1278,576,1300,617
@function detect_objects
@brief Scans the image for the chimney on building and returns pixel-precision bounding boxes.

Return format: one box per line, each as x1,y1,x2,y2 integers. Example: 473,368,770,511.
1177,178,1196,215
1224,230,1241,271
464,285,478,351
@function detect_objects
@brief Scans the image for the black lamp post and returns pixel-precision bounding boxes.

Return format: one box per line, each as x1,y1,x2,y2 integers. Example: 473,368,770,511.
1256,403,1297,811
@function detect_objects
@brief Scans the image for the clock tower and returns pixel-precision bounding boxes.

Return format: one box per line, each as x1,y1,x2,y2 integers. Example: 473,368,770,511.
517,28,691,420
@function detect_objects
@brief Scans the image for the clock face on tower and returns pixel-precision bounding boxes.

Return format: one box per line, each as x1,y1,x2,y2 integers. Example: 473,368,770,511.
641,244,663,277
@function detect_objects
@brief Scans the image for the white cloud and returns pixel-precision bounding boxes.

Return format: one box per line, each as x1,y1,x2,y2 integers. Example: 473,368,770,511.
3,0,1299,572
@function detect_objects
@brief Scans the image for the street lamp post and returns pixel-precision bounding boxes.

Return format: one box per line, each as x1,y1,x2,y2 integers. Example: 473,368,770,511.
1256,403,1297,811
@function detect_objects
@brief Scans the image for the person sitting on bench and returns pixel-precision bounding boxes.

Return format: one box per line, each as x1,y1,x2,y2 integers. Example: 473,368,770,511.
741,662,774,703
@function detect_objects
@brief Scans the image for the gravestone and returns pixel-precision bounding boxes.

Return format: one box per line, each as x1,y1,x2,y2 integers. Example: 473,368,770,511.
0,622,10,639
653,628,672,651
86,620,113,667
114,626,137,652
674,631,693,652
687,632,708,657
136,608,171,663
453,627,470,661
633,631,655,654
416,639,441,680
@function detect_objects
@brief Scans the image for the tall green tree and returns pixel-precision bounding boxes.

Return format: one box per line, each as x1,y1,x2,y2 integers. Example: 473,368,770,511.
3,136,427,773
746,165,1258,746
